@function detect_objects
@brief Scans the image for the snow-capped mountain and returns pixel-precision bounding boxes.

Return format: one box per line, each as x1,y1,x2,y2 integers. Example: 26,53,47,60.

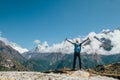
0,36,28,53
1,29,119,55
30,29,120,55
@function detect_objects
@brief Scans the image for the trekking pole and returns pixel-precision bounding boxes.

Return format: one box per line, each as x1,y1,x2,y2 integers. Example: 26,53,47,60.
61,38,67,53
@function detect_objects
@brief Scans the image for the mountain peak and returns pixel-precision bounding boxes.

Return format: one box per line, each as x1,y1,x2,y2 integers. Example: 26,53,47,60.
0,37,28,53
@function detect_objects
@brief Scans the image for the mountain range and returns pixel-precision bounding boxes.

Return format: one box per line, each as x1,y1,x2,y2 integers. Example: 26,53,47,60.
0,29,120,72
22,51,120,72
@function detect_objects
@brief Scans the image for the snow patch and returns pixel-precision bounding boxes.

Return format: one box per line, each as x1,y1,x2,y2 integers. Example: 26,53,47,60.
0,36,28,53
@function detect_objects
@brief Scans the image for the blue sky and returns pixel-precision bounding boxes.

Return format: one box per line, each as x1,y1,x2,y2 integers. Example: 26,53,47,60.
0,0,120,50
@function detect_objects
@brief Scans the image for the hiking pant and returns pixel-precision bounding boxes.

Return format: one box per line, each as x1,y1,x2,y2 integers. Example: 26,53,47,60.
73,52,82,69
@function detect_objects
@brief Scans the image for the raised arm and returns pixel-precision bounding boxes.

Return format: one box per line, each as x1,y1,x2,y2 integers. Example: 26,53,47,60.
65,38,73,44
81,37,89,45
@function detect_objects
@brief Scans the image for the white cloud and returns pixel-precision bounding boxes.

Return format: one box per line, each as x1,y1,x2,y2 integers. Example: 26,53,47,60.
34,40,40,45
32,29,120,55
32,40,74,53
0,35,28,53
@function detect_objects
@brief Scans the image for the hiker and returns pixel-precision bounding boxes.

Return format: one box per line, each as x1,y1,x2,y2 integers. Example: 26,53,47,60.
65,37,89,70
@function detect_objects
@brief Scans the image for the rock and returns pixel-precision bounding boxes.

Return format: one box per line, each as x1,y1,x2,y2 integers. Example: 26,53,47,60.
0,78,15,80
0,71,118,80
70,70,90,78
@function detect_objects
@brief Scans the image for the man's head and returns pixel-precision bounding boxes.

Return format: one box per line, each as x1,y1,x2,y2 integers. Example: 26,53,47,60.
75,38,80,43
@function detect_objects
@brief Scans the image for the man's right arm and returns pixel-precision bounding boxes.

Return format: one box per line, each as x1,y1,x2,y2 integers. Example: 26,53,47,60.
65,38,73,44
81,37,89,45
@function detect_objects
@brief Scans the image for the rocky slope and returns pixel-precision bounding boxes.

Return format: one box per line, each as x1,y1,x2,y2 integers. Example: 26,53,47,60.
0,52,27,71
0,40,28,71
0,40,26,63
0,70,118,80
90,62,120,79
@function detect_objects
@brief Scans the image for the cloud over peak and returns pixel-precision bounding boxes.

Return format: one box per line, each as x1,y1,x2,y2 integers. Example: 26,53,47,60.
32,29,120,55
0,34,28,53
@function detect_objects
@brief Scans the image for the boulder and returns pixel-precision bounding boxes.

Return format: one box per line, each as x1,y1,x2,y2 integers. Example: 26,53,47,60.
70,70,90,78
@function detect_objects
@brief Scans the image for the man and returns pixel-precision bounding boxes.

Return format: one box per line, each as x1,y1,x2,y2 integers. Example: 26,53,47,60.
66,37,89,70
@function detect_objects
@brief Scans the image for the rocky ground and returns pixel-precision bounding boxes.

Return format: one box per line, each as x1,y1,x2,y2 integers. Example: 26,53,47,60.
0,70,118,80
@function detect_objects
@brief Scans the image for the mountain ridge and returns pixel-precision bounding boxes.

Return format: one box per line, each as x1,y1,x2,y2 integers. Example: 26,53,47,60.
0,40,28,71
